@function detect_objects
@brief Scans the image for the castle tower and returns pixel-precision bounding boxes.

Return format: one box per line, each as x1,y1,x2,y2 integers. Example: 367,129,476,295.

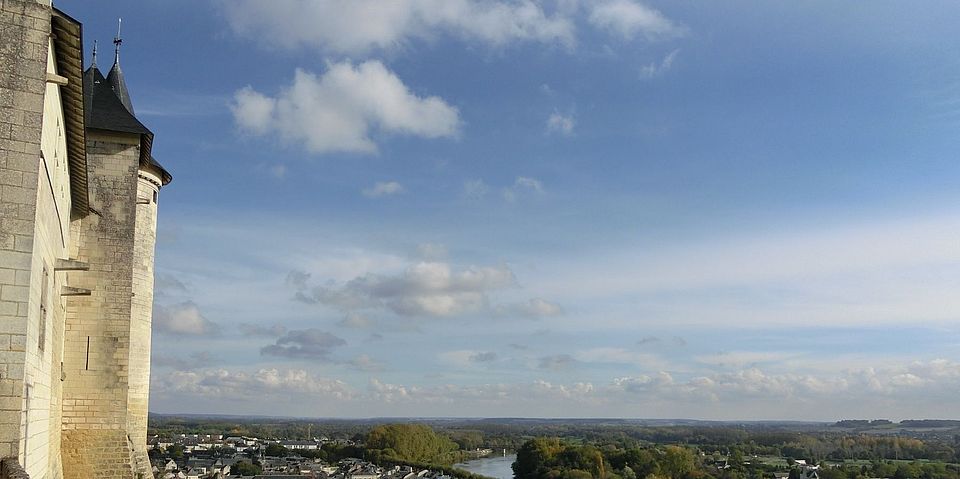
1,4,170,477
59,26,171,479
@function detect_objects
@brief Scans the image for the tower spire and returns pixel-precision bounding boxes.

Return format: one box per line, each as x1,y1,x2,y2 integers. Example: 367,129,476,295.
106,17,135,114
91,40,98,68
113,18,122,66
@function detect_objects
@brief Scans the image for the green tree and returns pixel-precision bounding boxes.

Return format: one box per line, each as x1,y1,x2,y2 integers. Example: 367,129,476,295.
661,446,695,479
366,424,459,463
166,444,184,460
514,438,564,479
265,443,290,457
232,461,262,476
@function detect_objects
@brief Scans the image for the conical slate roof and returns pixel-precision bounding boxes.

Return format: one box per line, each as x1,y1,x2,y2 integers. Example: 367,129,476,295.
106,59,135,115
82,63,172,185
83,65,149,135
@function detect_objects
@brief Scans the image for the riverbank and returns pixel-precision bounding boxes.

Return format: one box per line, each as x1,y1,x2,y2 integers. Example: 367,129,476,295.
454,454,516,479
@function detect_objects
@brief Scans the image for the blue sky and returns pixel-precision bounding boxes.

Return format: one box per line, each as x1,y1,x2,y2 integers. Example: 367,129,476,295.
61,0,960,419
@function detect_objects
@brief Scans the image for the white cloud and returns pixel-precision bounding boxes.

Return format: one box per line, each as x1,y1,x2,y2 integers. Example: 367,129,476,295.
609,359,960,415
152,359,960,418
156,368,354,399
588,0,684,40
503,176,545,202
366,378,597,406
231,87,275,134
296,261,516,318
224,0,576,55
362,181,405,198
153,302,219,336
293,249,409,284
640,48,679,79
546,112,575,135
233,62,460,155
368,378,417,403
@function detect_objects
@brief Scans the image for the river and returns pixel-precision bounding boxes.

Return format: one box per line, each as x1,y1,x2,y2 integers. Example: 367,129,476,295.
454,454,517,479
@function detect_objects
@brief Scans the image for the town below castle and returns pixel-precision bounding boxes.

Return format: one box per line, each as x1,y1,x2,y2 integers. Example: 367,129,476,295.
149,433,485,479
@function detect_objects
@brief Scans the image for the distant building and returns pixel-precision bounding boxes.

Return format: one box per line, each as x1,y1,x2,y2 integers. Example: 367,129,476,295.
279,440,320,451
1,1,171,478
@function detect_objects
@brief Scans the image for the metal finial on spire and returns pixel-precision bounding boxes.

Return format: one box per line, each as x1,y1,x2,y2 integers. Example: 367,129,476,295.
113,18,123,65
91,40,98,68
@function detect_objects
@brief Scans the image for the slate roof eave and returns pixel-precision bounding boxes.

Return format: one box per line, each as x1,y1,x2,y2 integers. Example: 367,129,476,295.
51,9,89,218
83,66,151,135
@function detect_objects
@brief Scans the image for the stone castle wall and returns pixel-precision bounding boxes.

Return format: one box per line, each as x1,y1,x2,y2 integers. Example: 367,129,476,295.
1,3,164,478
127,169,161,479
0,2,57,478
61,130,142,479
16,36,77,479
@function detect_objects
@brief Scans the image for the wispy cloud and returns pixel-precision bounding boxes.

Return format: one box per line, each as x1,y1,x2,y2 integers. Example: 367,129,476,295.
362,181,405,198
503,176,545,202
152,359,960,418
495,298,564,318
224,0,576,55
546,111,575,135
156,368,354,400
295,261,514,318
463,179,490,199
587,0,684,41
640,49,679,79
223,0,682,56
538,212,960,328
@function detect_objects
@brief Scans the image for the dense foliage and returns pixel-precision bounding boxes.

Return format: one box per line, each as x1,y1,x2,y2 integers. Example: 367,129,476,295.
231,460,262,476
366,424,462,464
514,438,700,479
512,437,960,479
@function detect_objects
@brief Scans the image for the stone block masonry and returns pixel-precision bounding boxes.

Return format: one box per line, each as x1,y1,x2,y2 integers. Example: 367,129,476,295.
2,2,170,477
61,132,147,479
0,0,51,469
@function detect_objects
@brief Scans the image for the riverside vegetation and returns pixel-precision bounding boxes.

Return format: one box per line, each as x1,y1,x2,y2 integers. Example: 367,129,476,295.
148,417,960,479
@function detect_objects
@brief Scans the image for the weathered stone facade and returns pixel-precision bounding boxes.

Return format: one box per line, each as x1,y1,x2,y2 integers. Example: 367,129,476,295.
0,1,58,477
0,1,171,477
61,132,143,479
